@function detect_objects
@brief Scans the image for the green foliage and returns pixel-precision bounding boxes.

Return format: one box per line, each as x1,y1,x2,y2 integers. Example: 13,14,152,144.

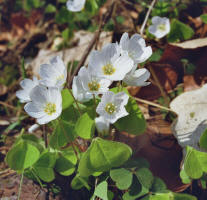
33,151,56,182
49,119,77,149
71,174,90,190
45,4,56,13
55,147,77,176
115,97,146,135
110,168,133,190
180,169,191,184
75,112,95,139
93,181,108,200
6,140,40,171
199,129,207,151
167,19,194,43
184,146,207,179
200,14,207,24
181,59,196,75
78,137,132,177
61,89,74,110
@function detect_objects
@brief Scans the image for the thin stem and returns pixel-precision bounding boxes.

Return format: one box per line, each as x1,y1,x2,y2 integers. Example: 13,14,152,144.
140,0,158,35
43,124,48,148
58,118,80,161
93,94,97,117
68,89,82,116
149,65,169,106
31,168,43,188
132,96,176,114
17,170,24,200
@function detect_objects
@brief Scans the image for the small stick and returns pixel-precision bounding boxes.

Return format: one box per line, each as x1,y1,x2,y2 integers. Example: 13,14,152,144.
132,96,176,114
68,1,115,87
149,65,169,106
140,0,158,35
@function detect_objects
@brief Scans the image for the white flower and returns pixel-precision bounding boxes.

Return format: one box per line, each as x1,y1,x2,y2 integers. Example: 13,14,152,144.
123,65,150,86
119,32,152,64
88,43,134,81
148,16,170,39
95,116,110,136
72,76,93,102
24,86,62,125
96,91,129,123
28,124,40,133
66,0,86,12
16,76,39,103
39,56,67,89
78,66,112,95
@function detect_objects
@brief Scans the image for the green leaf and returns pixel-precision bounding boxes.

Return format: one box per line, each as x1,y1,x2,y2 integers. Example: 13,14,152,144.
71,174,90,190
61,89,74,110
199,129,207,151
172,192,197,200
110,168,133,190
78,137,132,177
94,181,108,200
49,119,77,149
135,168,154,189
180,169,191,184
167,19,194,43
184,146,207,179
55,147,77,176
144,192,197,200
122,157,150,169
45,4,56,13
150,177,167,193
201,14,207,24
75,112,95,139
33,151,56,182
6,140,40,171
115,97,146,135
122,175,148,200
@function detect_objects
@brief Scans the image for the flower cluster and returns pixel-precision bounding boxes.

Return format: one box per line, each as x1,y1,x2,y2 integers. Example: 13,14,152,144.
16,56,66,125
17,33,152,134
72,32,152,134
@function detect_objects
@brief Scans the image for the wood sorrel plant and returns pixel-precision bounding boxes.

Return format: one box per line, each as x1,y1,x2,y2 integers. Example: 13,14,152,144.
6,32,197,200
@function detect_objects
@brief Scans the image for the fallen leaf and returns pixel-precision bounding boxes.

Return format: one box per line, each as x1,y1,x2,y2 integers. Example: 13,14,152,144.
171,38,207,49
170,84,207,150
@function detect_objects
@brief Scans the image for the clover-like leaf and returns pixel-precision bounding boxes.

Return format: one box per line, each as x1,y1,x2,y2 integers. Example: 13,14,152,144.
78,137,132,177
75,112,95,139
184,146,207,179
33,151,56,182
110,168,133,190
6,140,40,171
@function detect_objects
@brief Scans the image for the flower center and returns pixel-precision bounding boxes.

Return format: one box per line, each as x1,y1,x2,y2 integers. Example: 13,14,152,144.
105,103,116,114
44,103,56,115
88,81,100,91
158,24,166,32
102,64,116,75
56,74,64,81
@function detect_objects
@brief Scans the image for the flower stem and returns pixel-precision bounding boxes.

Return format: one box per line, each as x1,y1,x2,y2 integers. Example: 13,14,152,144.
68,89,82,116
57,118,80,161
17,170,24,200
93,94,97,117
31,168,43,188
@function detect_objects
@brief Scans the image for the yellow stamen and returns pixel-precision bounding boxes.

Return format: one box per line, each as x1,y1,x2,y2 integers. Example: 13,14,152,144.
88,81,100,91
102,64,116,75
44,103,56,115
105,103,116,114
158,24,166,32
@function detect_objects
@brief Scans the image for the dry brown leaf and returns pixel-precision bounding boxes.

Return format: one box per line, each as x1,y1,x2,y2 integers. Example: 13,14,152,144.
170,38,207,49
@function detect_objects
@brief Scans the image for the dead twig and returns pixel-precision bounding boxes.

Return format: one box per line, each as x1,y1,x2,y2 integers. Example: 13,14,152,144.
68,1,116,87
140,0,158,35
